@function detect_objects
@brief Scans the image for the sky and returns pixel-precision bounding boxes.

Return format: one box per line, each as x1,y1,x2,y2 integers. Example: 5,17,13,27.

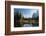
14,8,39,18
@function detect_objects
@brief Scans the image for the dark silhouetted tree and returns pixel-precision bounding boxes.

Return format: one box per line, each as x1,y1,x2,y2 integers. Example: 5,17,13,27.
14,11,22,27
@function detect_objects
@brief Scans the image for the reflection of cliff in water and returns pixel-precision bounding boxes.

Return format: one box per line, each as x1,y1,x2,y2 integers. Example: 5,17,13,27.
14,11,39,27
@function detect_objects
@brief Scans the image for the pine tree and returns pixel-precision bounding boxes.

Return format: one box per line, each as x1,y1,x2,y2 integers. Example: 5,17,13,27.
14,11,22,27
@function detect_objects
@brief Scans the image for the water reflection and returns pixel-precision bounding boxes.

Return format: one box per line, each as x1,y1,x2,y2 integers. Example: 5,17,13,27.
22,23,39,27
23,24,32,27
